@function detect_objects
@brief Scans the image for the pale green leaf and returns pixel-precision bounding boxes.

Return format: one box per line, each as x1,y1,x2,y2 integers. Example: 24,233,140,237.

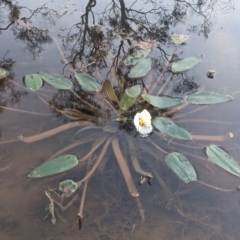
75,72,101,92
165,152,197,183
125,85,141,98
129,58,152,78
206,145,240,177
153,117,192,140
59,179,78,197
0,67,9,80
186,92,233,105
171,34,189,44
24,74,43,90
39,72,73,89
119,94,137,111
28,155,78,178
141,94,182,108
172,57,201,73
124,48,151,66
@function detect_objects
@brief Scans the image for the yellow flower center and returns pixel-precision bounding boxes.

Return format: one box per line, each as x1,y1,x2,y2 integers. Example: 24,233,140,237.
139,117,146,127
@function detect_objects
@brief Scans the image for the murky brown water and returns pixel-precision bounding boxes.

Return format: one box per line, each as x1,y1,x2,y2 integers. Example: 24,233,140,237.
1,0,240,239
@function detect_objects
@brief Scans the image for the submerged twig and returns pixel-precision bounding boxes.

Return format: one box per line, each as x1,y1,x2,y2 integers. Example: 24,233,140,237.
162,102,189,117
197,180,236,192
127,137,153,177
0,105,51,116
18,121,86,143
77,137,113,185
112,138,139,197
78,136,107,163
48,138,93,160
192,132,233,141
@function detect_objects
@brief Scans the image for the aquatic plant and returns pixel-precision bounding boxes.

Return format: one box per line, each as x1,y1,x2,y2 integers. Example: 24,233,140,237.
12,37,238,227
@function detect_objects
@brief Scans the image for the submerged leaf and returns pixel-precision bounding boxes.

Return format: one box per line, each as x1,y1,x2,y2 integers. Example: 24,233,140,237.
165,152,197,183
129,58,152,78
171,34,189,44
0,67,9,80
28,155,78,178
102,79,119,102
39,72,73,90
119,85,141,110
141,94,182,108
124,48,151,66
153,117,192,140
61,108,98,121
75,72,101,92
206,145,240,177
119,94,136,111
172,57,201,73
24,74,43,90
125,85,141,98
186,92,233,105
59,179,78,197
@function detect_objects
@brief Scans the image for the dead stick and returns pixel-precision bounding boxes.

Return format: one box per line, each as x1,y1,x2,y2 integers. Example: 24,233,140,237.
112,138,139,197
162,102,189,117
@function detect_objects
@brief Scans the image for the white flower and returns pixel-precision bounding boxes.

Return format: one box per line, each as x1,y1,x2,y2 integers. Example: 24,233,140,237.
134,109,153,137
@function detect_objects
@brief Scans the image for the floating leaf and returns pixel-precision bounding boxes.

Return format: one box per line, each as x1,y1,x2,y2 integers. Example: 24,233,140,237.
129,58,152,78
39,72,73,90
172,57,201,73
165,152,197,183
28,155,78,178
153,117,192,140
0,67,9,80
125,85,141,98
59,179,78,197
186,92,233,105
206,145,240,177
75,72,101,92
102,79,119,102
124,48,151,66
24,74,43,90
171,34,189,44
141,94,182,108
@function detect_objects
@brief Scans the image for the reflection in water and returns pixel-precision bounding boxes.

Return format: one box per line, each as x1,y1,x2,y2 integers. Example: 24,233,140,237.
0,0,239,240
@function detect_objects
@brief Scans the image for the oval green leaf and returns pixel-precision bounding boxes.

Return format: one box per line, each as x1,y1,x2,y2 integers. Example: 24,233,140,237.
186,92,233,105
129,58,152,79
165,152,197,183
39,72,73,89
0,67,9,80
124,48,151,66
141,94,182,109
125,85,141,98
171,34,189,44
75,72,101,92
206,145,240,177
24,74,43,90
59,179,78,197
119,93,136,111
153,117,192,140
172,57,201,73
28,154,78,178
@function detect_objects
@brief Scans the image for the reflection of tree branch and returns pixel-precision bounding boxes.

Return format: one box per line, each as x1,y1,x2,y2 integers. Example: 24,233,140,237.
0,20,14,30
